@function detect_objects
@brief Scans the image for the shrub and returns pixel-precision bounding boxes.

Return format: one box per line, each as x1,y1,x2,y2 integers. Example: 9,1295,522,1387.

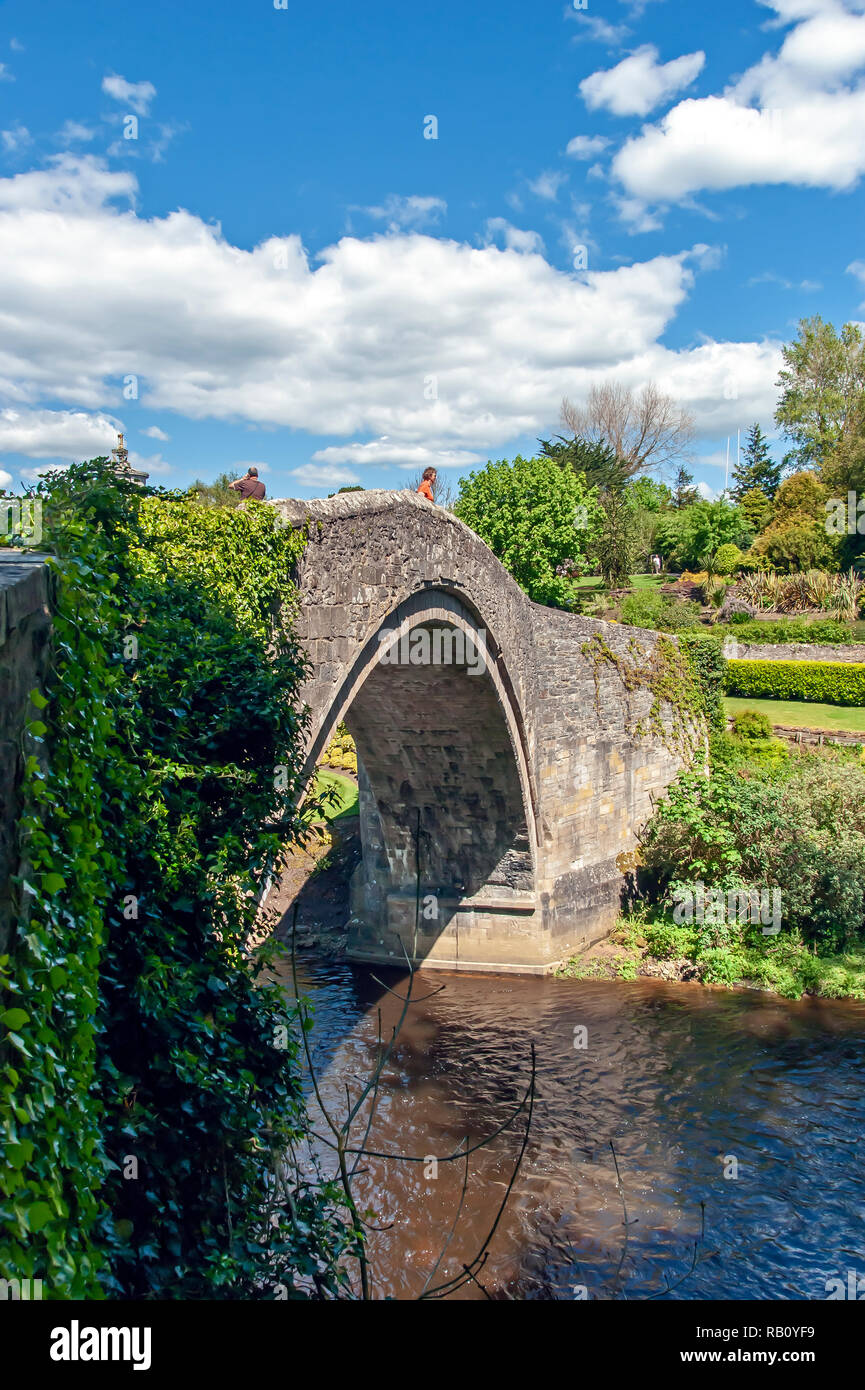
732,709,774,740
639,757,865,951
714,543,744,576
726,658,865,706
621,589,701,632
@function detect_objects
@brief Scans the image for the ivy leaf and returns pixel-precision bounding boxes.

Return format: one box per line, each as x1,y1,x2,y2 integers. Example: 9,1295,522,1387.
29,688,50,710
1,1008,30,1030
24,1201,54,1233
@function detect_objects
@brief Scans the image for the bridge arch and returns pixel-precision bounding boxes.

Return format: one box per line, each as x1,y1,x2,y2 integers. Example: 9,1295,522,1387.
273,490,701,973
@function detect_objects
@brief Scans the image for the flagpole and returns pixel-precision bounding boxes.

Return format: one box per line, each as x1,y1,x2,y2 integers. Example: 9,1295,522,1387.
725,436,730,495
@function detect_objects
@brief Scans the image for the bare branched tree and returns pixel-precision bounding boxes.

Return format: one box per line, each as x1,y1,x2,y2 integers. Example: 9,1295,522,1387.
561,381,696,478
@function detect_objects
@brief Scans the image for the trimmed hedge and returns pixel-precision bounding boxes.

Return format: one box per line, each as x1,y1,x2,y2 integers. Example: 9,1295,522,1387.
726,658,865,706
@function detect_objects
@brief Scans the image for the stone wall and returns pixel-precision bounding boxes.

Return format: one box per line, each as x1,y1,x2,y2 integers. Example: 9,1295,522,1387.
723,640,865,664
273,490,702,972
0,553,52,956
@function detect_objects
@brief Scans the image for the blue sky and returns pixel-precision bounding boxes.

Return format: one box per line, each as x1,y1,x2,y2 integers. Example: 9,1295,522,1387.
0,0,863,498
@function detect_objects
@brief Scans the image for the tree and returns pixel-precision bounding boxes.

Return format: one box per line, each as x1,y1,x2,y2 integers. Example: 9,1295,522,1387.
673,466,698,509
593,485,637,587
454,455,602,607
732,424,782,500
188,470,243,507
739,486,773,535
655,498,753,572
775,316,865,468
749,469,840,573
560,381,695,478
538,434,623,490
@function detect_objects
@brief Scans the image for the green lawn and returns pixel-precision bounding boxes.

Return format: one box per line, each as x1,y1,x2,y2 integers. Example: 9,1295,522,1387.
725,696,865,734
308,768,359,822
573,572,668,592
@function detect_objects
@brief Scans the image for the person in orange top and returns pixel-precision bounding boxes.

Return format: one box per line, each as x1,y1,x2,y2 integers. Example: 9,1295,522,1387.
417,466,437,502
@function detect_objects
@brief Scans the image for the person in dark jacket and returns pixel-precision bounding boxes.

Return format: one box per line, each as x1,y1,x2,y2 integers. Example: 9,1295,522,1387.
229,467,266,500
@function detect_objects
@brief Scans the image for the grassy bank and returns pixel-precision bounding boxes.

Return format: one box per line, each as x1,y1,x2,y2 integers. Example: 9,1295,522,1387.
557,913,865,1000
724,695,865,734
311,767,359,821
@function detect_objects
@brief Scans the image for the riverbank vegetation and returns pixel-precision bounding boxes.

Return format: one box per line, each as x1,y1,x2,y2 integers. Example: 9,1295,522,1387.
559,731,865,1000
1,461,354,1298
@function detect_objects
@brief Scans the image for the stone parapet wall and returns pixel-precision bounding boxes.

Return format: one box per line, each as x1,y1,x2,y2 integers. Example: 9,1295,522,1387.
0,552,52,956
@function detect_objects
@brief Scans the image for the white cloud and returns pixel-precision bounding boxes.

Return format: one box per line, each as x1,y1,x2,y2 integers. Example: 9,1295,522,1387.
312,440,482,469
611,196,664,233
0,157,782,465
566,135,611,159
0,469,13,488
357,194,446,232
0,408,120,458
696,479,718,500
0,64,14,83
129,449,170,475
142,424,170,441
101,74,156,117
290,463,361,489
482,217,546,253
1,123,31,153
528,170,568,200
0,155,135,213
580,45,705,117
567,13,630,45
232,459,270,473
57,120,97,145
612,1,865,202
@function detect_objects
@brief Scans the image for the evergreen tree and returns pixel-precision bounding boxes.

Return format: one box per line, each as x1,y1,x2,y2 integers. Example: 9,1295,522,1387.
673,465,698,509
732,424,782,500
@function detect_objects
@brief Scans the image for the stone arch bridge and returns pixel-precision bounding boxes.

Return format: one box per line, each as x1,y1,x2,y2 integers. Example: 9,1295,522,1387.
272,490,702,974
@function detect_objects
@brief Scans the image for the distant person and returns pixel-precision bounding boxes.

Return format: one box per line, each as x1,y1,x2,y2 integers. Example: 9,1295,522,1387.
229,466,266,500
651,553,662,574
417,467,437,503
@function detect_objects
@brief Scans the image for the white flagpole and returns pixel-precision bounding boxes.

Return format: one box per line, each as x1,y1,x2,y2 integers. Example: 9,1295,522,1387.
725,436,730,495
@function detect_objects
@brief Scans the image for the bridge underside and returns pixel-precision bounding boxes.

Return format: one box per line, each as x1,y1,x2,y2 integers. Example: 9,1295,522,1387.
342,626,542,971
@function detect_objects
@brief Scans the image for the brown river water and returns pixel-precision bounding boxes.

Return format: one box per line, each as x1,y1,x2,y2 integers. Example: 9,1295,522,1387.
275,954,865,1301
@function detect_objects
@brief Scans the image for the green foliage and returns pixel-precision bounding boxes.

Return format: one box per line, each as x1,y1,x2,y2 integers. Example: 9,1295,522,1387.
673,466,698,509
626,476,673,512
677,633,728,731
454,454,602,608
775,316,865,468
655,498,754,572
738,486,773,534
620,589,701,632
639,753,865,951
188,471,244,508
713,543,744,576
726,657,865,706
750,470,840,572
732,424,782,500
1,460,351,1299
731,708,774,740
716,616,852,644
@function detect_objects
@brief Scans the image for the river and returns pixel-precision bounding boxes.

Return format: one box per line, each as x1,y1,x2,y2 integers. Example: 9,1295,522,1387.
275,954,865,1301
